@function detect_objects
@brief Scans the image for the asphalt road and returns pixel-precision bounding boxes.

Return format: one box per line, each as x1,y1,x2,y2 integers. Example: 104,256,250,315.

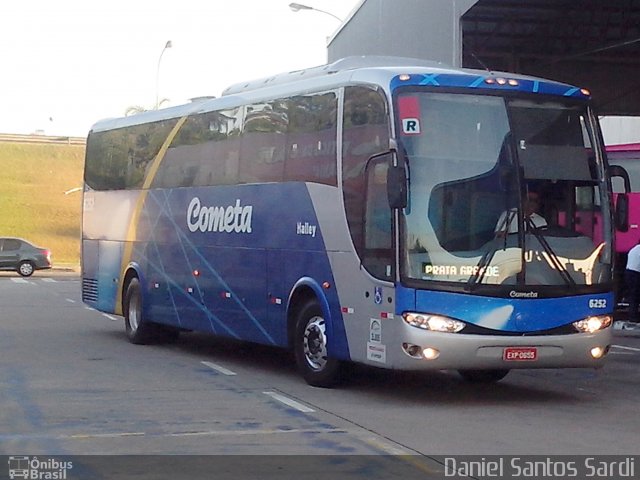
1,271,639,478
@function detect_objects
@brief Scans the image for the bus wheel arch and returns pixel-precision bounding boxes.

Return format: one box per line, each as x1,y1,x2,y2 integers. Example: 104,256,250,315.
287,286,316,348
121,267,140,311
122,269,178,344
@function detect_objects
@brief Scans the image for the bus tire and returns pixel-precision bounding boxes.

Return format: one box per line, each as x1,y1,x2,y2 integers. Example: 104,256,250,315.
458,369,510,383
124,277,163,345
294,300,341,388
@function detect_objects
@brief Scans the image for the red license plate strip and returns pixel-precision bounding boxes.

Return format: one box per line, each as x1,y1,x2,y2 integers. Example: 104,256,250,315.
503,347,538,361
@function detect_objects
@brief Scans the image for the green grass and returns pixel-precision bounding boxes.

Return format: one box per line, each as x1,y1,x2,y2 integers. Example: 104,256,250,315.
0,141,85,264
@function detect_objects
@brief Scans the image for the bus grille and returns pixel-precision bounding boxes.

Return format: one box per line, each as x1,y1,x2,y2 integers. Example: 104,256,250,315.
82,278,98,302
461,323,578,336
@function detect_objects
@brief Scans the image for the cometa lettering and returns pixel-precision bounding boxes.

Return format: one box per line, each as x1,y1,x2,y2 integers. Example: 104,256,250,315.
187,197,253,234
510,290,539,298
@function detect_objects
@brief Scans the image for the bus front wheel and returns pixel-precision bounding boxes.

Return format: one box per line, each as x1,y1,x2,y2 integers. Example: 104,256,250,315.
294,300,341,388
458,369,510,383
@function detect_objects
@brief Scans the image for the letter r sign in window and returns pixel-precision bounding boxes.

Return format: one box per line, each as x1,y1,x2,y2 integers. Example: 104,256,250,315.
398,96,422,136
402,118,421,135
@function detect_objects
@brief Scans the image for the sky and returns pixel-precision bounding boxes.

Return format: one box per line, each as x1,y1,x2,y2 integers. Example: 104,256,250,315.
0,0,361,138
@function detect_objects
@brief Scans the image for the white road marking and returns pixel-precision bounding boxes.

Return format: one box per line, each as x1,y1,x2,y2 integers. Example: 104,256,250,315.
358,434,413,455
102,314,118,321
201,361,237,376
611,344,640,353
67,432,145,439
65,298,76,303
59,426,345,440
41,278,57,283
263,391,315,413
11,278,31,284
167,427,344,437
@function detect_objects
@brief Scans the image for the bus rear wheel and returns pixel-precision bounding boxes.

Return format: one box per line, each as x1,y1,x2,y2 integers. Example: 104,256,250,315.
124,277,178,344
458,369,510,383
294,300,341,388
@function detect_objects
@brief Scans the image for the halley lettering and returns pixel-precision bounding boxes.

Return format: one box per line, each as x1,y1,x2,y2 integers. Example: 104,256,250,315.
187,197,253,234
296,222,317,238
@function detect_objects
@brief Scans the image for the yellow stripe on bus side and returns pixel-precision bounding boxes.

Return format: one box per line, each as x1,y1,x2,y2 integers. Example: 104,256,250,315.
114,116,189,315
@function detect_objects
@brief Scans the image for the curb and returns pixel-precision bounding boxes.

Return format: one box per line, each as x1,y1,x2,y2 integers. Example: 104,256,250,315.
50,265,80,273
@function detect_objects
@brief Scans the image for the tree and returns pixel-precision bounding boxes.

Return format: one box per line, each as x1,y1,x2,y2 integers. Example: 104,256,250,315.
124,98,170,116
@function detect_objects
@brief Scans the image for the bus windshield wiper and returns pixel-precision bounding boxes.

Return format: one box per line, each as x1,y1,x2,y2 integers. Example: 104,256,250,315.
468,214,577,288
468,211,513,287
467,240,501,287
524,217,576,287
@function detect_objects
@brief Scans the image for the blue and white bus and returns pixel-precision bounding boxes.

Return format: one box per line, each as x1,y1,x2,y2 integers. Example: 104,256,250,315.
82,56,615,386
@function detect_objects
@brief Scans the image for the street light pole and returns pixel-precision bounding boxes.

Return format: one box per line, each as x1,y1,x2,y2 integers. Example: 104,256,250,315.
288,3,342,22
155,40,173,110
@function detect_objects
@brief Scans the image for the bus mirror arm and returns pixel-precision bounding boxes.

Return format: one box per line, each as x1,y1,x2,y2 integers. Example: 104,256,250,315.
364,140,407,210
609,164,630,232
387,139,407,209
608,165,631,193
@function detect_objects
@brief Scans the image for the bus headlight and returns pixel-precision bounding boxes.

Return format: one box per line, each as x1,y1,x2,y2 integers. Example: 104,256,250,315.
572,315,612,333
403,313,465,333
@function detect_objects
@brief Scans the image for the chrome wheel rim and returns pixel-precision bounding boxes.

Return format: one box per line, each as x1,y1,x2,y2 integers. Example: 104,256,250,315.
128,290,140,332
19,263,33,276
302,315,328,371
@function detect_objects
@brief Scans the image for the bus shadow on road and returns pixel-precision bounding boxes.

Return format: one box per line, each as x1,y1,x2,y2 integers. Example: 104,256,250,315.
339,365,586,405
147,331,587,406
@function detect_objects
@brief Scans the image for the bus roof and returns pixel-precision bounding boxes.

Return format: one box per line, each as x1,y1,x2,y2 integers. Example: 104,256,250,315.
89,55,592,134
220,56,448,95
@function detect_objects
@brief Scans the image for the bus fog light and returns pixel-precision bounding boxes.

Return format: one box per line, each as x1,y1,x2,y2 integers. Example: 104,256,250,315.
403,312,465,333
401,344,440,360
422,347,440,360
402,343,423,358
590,346,608,359
573,315,612,333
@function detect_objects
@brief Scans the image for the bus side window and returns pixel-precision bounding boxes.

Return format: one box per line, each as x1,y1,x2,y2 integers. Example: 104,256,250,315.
239,102,287,184
285,92,338,185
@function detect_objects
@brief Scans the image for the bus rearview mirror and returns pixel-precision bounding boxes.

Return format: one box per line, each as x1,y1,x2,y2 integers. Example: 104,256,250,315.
615,193,629,232
387,161,407,210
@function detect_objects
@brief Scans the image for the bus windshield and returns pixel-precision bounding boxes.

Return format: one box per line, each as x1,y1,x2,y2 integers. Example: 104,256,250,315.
398,92,612,288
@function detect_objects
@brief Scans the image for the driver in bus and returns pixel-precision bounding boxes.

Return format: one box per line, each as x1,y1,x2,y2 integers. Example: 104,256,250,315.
495,190,547,237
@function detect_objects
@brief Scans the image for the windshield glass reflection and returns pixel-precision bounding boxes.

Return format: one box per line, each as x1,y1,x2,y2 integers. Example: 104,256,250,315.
398,92,611,287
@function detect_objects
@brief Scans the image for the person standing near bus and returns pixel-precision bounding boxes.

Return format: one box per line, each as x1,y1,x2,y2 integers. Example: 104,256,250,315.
625,240,640,323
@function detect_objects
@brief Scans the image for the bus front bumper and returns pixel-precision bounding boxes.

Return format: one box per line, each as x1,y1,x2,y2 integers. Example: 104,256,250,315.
385,327,612,371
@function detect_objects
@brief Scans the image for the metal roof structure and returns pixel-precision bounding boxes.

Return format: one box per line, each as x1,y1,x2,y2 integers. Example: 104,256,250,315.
461,0,640,115
328,0,640,116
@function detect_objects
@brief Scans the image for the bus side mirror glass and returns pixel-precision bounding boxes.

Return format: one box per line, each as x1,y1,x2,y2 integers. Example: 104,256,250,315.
608,165,631,193
387,160,407,210
615,193,629,232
